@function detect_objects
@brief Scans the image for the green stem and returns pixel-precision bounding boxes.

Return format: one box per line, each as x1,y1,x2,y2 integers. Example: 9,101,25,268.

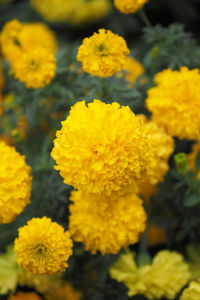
138,8,152,28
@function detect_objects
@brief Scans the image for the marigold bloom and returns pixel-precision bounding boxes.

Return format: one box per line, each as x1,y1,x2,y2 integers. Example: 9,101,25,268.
114,0,148,14
146,67,200,140
77,29,129,78
122,56,145,84
51,100,154,195
0,19,23,61
14,217,73,275
69,188,146,254
18,23,58,54
8,292,41,300
187,142,200,177
45,283,82,300
110,250,191,299
0,141,32,224
180,281,200,300
12,47,56,89
0,20,57,62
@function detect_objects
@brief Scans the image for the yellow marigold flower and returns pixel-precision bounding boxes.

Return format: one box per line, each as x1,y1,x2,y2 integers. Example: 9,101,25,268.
0,141,32,224
114,0,148,14
0,20,57,62
12,47,56,89
45,283,82,300
146,67,200,140
51,100,154,195
8,292,42,300
181,281,200,300
69,188,146,254
18,23,58,53
77,29,129,78
147,224,166,247
0,19,23,61
123,56,145,84
68,0,112,25
14,217,73,275
31,0,77,22
110,250,191,299
187,142,200,177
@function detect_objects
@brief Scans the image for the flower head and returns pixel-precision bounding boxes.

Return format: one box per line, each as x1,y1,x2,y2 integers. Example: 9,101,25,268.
12,47,56,89
114,0,149,14
8,292,42,300
69,188,146,254
0,20,57,63
45,283,82,300
77,29,129,77
146,67,200,140
0,19,23,61
18,23,58,53
122,56,145,84
51,100,154,195
110,250,191,299
0,141,32,224
181,281,200,300
14,217,73,275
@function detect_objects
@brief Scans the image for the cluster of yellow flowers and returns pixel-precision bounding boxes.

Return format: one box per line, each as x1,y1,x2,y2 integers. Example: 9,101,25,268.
110,250,191,299
181,281,200,300
31,0,112,24
0,19,57,88
51,96,174,253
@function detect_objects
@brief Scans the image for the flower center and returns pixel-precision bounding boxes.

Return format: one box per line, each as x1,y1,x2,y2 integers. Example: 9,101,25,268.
34,244,48,257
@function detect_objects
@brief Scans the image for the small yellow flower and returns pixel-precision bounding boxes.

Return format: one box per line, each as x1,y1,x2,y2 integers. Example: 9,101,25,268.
69,188,146,254
8,292,42,300
0,19,23,61
51,100,154,195
18,22,58,53
0,19,57,62
180,281,200,300
110,250,191,299
114,0,148,14
123,56,145,84
77,29,129,77
0,141,32,224
45,282,82,300
14,217,73,275
12,47,56,89
146,67,200,140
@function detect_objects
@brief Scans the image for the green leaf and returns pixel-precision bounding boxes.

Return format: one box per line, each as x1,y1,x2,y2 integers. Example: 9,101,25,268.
184,194,200,207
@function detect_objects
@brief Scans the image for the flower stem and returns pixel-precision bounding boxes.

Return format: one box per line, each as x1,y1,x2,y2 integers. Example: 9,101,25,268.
138,8,152,28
